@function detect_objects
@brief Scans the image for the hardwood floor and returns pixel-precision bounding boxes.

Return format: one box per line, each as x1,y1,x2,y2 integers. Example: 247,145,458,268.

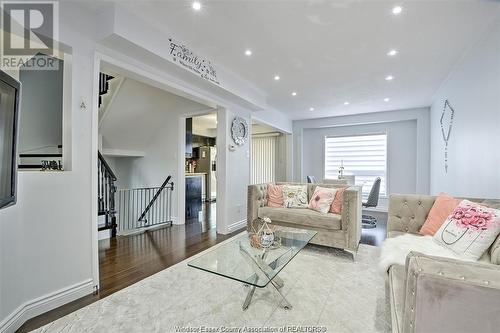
360,210,388,247
17,202,240,332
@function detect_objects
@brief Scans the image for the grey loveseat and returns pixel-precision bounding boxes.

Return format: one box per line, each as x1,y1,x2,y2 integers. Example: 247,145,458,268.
386,194,500,333
247,182,362,256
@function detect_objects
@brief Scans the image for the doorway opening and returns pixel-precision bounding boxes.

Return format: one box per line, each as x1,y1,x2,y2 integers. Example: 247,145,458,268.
250,120,290,184
185,112,218,232
93,56,228,304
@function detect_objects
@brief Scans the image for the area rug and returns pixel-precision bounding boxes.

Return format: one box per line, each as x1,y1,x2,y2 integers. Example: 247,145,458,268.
34,236,391,333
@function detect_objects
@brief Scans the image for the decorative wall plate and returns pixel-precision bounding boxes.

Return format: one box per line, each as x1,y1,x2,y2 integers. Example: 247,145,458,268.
231,116,249,146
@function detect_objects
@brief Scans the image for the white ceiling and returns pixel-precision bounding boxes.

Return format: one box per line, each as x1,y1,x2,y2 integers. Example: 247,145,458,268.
118,0,500,120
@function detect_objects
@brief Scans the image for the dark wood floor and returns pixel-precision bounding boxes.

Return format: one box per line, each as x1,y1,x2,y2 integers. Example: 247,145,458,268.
17,202,239,332
360,210,388,247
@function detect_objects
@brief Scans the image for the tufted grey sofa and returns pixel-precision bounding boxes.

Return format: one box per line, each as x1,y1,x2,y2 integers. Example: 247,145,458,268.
247,182,362,257
386,193,500,333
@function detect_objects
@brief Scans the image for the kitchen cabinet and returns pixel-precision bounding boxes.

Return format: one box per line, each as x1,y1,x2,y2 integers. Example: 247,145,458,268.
186,118,193,157
192,135,216,149
186,174,202,200
185,174,204,219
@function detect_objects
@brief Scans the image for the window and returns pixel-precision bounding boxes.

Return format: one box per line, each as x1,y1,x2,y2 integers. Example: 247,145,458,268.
324,133,387,198
251,135,276,184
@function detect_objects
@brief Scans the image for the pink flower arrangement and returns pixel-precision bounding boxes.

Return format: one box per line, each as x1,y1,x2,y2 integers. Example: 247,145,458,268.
451,204,496,231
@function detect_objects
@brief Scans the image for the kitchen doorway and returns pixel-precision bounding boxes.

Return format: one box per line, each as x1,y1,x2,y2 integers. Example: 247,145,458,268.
185,112,218,231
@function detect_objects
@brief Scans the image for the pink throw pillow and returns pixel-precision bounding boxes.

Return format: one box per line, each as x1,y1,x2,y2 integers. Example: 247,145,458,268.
308,186,337,213
267,184,284,207
329,187,347,214
419,193,460,236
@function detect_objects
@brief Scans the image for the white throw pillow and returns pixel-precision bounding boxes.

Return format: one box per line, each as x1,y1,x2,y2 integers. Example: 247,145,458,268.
282,185,308,208
433,200,500,260
308,186,337,213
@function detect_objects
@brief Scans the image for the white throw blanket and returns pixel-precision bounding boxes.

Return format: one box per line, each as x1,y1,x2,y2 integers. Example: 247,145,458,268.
378,233,472,274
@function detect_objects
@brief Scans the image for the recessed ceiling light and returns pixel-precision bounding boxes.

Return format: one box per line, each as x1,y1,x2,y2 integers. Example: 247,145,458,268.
274,75,280,81
192,2,201,10
292,92,297,96
385,75,394,81
384,98,390,102
192,2,202,10
309,107,315,111
245,49,252,56
344,101,350,106
392,6,403,15
387,49,398,57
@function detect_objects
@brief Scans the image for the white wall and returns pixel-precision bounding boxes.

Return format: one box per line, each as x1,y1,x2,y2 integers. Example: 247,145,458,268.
108,121,186,223
302,120,417,195
18,56,64,153
192,114,217,138
293,107,430,194
275,134,290,182
0,16,97,330
219,107,251,232
430,18,500,199
252,109,292,134
100,78,208,152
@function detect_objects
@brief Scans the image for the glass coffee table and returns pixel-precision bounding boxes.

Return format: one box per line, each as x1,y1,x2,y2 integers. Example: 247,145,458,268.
188,227,317,310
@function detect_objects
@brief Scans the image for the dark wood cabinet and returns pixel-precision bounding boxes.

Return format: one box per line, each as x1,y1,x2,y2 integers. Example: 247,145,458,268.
186,176,202,219
192,134,216,148
186,118,193,157
186,176,202,200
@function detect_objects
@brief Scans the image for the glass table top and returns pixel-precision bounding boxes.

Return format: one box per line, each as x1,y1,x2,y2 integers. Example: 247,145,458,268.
188,227,317,288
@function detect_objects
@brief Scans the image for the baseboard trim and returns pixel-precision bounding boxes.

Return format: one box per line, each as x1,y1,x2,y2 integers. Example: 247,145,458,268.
0,279,94,333
227,219,246,233
98,229,111,240
117,221,173,236
171,216,181,225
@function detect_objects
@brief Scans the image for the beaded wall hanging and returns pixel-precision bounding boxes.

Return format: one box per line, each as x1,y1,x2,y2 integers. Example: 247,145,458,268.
440,99,455,173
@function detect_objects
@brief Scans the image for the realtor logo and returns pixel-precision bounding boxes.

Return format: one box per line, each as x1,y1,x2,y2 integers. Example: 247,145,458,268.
1,1,58,70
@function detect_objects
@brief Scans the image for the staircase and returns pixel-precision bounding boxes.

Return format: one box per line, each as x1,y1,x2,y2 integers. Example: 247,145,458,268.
98,151,117,237
99,73,114,108
98,72,124,125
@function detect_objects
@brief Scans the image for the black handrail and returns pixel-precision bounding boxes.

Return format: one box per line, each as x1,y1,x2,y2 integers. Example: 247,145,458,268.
99,73,114,107
98,151,118,236
98,151,117,180
138,176,174,223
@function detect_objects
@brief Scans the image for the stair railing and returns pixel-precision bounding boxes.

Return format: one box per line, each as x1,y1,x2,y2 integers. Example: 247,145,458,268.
116,176,174,235
98,73,114,107
137,176,172,223
98,151,117,236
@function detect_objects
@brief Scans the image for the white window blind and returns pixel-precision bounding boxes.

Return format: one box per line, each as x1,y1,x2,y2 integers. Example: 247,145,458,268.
251,136,276,184
324,134,387,198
